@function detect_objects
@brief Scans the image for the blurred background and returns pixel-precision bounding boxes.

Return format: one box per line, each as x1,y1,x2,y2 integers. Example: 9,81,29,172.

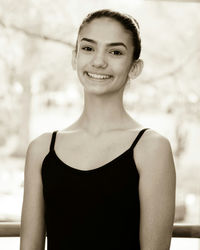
0,0,199,249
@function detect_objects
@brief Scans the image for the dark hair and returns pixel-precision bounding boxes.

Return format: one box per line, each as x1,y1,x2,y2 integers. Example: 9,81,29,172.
75,9,141,60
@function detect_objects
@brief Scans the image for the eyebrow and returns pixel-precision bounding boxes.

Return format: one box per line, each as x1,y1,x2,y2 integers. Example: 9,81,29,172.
80,38,127,49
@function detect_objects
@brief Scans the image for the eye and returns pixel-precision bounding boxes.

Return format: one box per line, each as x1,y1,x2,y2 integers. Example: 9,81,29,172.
110,50,123,56
81,46,94,52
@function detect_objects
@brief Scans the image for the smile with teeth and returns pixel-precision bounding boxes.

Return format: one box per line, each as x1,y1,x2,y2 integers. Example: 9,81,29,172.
86,72,112,80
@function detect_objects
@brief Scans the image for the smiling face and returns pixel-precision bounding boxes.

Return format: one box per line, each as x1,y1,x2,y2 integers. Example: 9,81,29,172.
73,17,136,95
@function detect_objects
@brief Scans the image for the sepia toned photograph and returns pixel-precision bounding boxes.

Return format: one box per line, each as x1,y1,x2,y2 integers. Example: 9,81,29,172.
0,0,199,249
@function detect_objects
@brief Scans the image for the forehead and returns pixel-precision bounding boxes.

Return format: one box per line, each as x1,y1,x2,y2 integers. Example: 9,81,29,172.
79,17,132,45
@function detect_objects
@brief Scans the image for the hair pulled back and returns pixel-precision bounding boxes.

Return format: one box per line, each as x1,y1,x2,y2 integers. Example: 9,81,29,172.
75,9,141,61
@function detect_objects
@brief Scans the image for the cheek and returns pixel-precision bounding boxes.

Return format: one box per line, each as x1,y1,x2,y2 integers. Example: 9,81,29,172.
114,60,132,78
76,58,85,74
76,53,91,70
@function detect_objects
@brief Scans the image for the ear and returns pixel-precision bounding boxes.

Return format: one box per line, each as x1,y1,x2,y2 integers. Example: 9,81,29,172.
128,59,144,80
71,50,77,70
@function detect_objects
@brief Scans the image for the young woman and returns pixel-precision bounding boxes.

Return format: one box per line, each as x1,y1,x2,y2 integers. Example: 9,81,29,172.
20,9,176,250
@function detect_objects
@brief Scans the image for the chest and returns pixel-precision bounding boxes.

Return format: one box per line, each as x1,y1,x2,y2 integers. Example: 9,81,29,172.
54,131,136,171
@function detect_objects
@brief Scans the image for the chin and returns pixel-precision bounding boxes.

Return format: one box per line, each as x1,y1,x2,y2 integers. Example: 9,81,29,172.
84,86,111,96
84,84,124,97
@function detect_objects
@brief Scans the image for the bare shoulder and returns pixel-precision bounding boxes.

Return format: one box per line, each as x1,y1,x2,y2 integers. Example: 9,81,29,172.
21,132,52,249
135,129,175,174
137,129,176,249
25,132,53,170
140,128,172,151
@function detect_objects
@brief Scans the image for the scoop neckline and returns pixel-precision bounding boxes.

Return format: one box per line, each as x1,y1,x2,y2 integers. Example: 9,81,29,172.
52,144,133,174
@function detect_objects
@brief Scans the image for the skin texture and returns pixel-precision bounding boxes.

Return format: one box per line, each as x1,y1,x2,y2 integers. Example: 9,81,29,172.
20,134,49,250
136,131,176,250
20,17,176,250
72,17,143,97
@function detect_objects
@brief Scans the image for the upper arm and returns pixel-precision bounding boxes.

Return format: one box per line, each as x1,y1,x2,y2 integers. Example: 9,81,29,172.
20,133,51,250
135,131,176,250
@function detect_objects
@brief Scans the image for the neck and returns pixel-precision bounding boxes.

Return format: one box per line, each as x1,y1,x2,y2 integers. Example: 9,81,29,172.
76,90,132,134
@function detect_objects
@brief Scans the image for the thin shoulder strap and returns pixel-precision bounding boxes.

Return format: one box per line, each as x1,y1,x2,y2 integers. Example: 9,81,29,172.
130,128,149,149
50,131,58,152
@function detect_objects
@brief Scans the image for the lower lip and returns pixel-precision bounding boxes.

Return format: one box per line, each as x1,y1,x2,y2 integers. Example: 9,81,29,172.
85,72,113,81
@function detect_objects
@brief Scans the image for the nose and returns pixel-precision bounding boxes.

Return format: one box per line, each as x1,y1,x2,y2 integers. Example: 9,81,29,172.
91,51,107,69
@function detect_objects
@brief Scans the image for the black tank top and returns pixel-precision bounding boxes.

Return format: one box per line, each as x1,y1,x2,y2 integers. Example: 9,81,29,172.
42,128,149,250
